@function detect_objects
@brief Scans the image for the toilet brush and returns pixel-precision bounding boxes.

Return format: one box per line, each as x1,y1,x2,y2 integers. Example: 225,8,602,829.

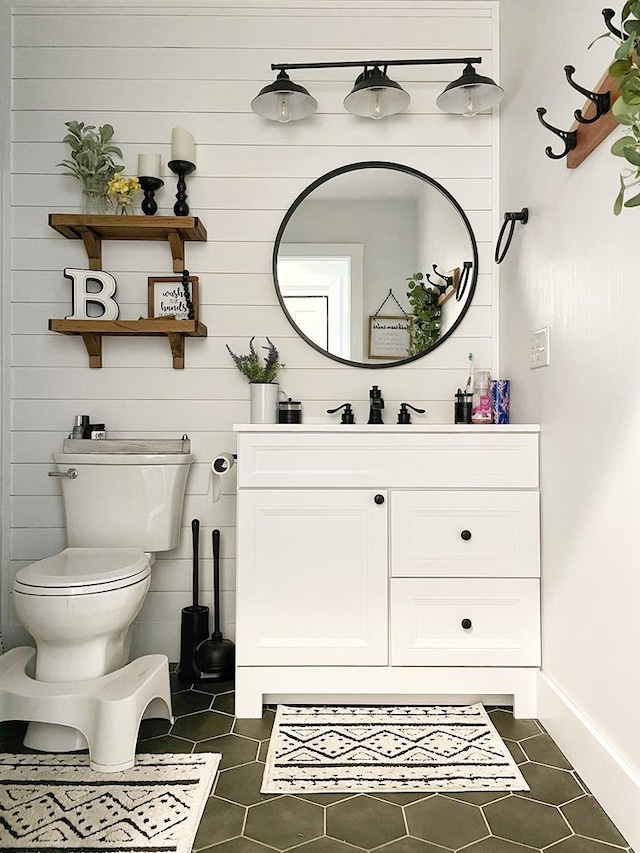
177,518,210,684
195,529,235,681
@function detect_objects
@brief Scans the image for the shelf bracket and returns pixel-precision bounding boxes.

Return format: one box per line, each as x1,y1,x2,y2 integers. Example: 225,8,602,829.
168,333,185,369
77,227,103,271
81,332,103,368
167,231,185,272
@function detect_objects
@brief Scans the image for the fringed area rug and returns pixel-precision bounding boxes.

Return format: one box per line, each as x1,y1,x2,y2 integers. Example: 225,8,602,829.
0,752,220,852
262,704,529,793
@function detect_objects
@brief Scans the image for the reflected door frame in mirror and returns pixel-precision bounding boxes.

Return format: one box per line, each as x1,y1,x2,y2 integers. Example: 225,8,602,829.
273,161,479,369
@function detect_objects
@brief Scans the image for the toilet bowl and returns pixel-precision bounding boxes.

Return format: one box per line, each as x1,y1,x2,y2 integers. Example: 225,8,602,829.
14,547,151,683
10,444,193,755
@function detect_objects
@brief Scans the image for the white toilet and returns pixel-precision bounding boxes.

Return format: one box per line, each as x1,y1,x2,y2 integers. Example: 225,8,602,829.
11,444,193,757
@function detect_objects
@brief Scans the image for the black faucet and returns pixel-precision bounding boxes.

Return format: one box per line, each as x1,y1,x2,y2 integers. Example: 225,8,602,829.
368,386,385,424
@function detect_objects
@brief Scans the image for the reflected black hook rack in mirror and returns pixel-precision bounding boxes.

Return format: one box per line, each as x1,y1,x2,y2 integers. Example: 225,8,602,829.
495,208,529,265
536,107,578,159
602,7,623,38
565,65,611,124
432,264,455,289
456,261,473,302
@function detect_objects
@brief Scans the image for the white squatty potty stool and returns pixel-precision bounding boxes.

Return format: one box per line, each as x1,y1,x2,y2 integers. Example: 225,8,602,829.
0,441,193,771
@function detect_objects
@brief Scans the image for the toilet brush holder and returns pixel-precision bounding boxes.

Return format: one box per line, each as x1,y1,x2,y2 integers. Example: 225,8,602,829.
176,519,210,684
177,605,209,683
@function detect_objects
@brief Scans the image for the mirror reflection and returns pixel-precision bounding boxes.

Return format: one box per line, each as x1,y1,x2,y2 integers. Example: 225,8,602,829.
273,162,478,368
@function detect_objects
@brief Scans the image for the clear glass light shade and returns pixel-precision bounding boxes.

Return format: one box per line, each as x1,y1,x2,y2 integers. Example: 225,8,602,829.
436,65,504,117
343,67,411,119
251,70,318,122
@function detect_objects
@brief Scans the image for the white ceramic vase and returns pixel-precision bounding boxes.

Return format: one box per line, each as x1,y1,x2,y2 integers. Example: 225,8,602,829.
249,382,279,424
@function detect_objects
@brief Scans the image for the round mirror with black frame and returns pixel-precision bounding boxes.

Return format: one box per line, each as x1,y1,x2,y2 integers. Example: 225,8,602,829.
273,161,479,369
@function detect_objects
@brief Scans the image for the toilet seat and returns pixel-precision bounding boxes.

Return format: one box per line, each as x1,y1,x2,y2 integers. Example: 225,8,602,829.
14,548,150,596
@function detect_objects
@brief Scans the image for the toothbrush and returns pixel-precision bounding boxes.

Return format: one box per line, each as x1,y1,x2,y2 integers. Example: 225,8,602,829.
465,352,475,394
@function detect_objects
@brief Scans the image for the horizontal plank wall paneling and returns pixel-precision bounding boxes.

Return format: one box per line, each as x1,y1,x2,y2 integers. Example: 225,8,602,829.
6,1,500,657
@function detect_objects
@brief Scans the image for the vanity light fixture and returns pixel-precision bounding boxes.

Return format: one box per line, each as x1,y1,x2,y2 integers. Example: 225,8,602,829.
251,58,504,122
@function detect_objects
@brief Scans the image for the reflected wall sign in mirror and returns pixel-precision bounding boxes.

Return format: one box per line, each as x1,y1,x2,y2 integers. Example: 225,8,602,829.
273,161,479,368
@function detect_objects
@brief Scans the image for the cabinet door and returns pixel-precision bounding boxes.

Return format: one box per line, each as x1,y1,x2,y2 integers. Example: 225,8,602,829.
391,491,540,578
237,489,388,666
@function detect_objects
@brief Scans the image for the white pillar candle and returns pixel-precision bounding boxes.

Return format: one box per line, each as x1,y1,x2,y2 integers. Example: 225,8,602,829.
137,153,161,178
171,127,195,164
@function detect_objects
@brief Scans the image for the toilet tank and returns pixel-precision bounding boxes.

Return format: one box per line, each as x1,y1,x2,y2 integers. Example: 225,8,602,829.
52,449,194,552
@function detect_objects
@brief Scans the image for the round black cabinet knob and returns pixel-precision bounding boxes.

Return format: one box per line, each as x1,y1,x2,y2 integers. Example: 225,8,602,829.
374,494,385,505
460,530,472,541
461,618,473,630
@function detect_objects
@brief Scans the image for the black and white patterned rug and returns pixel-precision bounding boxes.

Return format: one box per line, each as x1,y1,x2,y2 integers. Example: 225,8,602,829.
0,752,220,851
262,704,529,793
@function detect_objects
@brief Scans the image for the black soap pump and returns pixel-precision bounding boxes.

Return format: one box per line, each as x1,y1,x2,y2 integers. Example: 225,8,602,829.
327,403,355,424
397,403,426,424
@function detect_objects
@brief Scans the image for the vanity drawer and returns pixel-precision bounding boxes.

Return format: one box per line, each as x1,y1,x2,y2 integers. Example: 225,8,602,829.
391,491,540,578
390,578,540,666
238,432,539,489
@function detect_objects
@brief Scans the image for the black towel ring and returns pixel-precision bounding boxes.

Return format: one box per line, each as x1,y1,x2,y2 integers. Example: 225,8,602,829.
495,208,529,264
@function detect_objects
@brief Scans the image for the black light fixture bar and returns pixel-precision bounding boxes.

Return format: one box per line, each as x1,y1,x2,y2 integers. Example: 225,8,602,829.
271,57,483,72
251,56,502,122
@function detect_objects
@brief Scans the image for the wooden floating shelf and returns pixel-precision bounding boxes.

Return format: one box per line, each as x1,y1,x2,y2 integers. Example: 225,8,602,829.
48,214,207,272
48,318,208,369
567,71,621,169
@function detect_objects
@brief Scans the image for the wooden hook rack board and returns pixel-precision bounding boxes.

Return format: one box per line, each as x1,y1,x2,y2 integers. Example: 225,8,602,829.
567,70,621,169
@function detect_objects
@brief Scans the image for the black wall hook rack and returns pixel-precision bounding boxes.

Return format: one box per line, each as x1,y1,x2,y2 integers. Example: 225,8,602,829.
536,107,578,159
602,7,623,38
495,208,529,265
565,65,611,124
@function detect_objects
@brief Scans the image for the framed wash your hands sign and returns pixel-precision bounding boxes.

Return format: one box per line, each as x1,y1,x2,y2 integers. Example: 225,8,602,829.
148,275,199,321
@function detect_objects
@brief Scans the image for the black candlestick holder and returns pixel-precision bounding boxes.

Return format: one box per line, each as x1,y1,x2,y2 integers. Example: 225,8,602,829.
139,176,164,216
167,159,196,216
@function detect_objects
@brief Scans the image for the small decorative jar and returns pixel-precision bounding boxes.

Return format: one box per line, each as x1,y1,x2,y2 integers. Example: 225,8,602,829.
278,397,302,424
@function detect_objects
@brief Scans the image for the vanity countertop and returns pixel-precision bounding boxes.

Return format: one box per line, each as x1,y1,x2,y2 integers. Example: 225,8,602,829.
234,424,541,433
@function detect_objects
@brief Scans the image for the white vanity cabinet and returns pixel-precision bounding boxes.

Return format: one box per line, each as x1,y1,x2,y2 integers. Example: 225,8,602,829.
234,425,541,719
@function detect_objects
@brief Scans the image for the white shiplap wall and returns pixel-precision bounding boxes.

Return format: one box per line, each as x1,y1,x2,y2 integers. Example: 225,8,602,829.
3,0,500,659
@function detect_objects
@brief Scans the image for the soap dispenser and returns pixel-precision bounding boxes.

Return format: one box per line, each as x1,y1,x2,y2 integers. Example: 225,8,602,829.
397,403,426,424
327,403,355,424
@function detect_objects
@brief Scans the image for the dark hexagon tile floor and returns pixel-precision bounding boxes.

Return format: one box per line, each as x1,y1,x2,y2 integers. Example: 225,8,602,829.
0,668,633,853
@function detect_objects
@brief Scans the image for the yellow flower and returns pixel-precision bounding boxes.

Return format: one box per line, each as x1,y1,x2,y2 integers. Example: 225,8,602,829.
107,175,140,198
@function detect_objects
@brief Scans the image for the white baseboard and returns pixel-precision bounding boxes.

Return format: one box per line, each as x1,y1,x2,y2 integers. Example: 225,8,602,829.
538,672,640,851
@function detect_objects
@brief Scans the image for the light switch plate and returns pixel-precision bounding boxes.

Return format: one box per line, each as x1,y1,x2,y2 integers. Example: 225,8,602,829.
530,327,550,369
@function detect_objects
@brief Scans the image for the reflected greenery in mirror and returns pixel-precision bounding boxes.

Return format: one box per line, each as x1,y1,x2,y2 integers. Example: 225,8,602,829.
273,162,478,368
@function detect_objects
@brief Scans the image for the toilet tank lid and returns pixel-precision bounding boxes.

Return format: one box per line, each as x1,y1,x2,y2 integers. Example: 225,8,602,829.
61,438,191,455
54,452,194,465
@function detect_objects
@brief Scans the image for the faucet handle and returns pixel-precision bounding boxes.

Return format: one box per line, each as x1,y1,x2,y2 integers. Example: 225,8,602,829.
327,403,355,424
397,403,426,424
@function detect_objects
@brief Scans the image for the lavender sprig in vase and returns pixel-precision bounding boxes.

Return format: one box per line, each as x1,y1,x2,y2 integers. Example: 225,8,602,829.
227,337,284,424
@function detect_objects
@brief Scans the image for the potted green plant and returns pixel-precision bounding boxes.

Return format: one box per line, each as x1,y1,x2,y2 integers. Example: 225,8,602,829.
227,337,284,423
406,273,442,355
58,121,125,214
605,1,640,212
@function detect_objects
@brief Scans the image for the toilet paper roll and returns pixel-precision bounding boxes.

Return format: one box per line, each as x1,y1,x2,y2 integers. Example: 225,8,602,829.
207,452,236,504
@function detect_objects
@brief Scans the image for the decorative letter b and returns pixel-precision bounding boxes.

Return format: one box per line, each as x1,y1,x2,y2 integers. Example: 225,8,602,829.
64,268,120,321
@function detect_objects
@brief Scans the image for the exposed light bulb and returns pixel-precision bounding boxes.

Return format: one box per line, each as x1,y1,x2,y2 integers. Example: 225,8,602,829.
277,95,291,123
462,90,478,118
370,89,385,120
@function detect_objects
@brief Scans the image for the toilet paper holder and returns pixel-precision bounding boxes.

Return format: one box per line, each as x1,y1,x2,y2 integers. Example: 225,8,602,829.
213,453,237,473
